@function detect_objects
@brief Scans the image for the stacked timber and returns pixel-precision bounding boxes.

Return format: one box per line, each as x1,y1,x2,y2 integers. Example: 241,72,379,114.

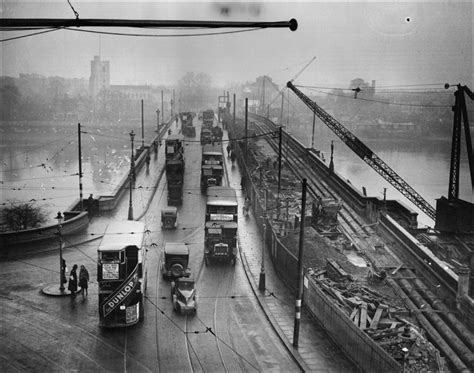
307,263,445,372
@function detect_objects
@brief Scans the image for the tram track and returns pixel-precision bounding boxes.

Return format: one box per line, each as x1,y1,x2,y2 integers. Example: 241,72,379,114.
252,116,375,243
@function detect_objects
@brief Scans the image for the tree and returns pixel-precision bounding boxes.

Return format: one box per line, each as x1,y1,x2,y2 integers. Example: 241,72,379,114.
177,72,215,110
0,77,22,120
1,201,47,231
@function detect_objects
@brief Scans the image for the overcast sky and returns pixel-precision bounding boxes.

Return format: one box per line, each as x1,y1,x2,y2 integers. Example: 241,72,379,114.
1,1,472,89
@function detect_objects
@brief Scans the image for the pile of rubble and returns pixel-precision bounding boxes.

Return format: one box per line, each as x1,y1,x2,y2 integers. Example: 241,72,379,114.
308,263,445,372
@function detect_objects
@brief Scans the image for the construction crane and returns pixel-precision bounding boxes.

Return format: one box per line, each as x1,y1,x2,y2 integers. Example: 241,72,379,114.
447,84,474,200
289,56,317,84
287,81,437,221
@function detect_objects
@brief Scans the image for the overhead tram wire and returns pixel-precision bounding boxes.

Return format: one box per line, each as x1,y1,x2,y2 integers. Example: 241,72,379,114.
298,86,452,108
62,27,264,38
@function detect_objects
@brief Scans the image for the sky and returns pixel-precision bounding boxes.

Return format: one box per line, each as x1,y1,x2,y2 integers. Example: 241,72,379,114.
1,1,472,89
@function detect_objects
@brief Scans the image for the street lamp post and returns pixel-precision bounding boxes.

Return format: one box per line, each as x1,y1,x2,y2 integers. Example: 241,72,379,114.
56,212,65,293
128,130,135,221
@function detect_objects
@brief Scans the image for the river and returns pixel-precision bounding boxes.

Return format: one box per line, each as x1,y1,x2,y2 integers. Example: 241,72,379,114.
288,121,472,228
0,120,159,226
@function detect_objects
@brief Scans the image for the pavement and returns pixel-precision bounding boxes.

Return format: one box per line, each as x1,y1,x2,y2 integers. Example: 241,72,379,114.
40,121,356,372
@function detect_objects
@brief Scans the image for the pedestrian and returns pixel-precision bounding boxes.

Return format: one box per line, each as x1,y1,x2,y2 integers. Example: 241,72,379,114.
240,175,246,192
68,264,78,297
226,144,231,157
61,258,67,285
146,151,151,169
79,265,90,298
230,150,236,164
87,194,95,217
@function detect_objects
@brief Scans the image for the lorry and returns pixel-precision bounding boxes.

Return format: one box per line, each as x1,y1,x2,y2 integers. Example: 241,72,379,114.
165,134,185,205
200,128,212,145
201,144,223,193
204,187,238,265
179,112,196,137
211,125,223,143
161,242,191,279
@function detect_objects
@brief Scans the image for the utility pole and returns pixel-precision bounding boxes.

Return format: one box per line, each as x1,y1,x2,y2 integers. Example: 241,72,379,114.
77,123,83,211
233,93,236,130
311,111,316,149
267,104,270,118
280,91,284,126
156,108,160,133
329,140,334,174
128,130,135,220
172,89,175,116
262,75,265,116
259,190,267,291
293,178,307,348
277,126,282,218
141,99,144,148
161,90,164,124
245,98,248,165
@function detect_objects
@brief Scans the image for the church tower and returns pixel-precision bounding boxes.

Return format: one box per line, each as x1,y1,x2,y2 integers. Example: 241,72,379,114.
89,55,110,97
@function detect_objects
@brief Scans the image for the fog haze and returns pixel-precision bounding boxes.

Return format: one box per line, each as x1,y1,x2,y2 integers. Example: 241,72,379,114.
1,1,472,88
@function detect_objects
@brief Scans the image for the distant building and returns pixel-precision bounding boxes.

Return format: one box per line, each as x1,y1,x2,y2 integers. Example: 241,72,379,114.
89,55,110,97
107,85,154,101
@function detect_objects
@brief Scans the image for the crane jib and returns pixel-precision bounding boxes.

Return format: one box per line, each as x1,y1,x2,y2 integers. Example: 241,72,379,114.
287,81,436,221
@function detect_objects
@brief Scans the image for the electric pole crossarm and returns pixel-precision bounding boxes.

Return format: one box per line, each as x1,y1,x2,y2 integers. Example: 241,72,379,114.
287,81,436,221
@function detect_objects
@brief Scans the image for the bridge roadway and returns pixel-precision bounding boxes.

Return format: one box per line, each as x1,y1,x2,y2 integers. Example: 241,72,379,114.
0,118,356,372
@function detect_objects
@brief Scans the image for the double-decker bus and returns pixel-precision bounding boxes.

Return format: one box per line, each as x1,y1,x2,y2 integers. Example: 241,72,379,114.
204,187,238,265
97,221,147,327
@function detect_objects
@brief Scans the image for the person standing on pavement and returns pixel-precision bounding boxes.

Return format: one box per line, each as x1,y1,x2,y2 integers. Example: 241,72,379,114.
79,265,90,298
146,151,151,169
68,264,78,297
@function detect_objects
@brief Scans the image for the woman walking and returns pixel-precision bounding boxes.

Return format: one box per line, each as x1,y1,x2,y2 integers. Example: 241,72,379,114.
68,264,78,297
79,265,90,298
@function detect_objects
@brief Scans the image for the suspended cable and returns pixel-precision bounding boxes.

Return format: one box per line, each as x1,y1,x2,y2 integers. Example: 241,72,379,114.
0,28,61,42
63,26,263,38
299,86,451,108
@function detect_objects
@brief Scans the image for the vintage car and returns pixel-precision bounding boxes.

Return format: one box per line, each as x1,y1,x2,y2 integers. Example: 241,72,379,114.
170,277,197,314
160,243,191,280
161,206,178,229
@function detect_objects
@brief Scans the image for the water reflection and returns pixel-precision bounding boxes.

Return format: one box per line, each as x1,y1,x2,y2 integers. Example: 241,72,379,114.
1,120,156,225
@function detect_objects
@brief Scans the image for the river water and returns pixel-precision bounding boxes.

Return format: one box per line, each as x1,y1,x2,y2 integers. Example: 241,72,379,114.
1,119,472,229
288,121,472,228
0,120,159,226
